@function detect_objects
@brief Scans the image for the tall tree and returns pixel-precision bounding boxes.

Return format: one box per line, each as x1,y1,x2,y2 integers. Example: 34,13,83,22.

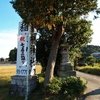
36,18,93,73
9,47,17,61
65,18,93,64
10,0,99,87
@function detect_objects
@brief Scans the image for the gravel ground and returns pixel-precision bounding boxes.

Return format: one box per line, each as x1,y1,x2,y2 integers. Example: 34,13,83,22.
76,71,100,100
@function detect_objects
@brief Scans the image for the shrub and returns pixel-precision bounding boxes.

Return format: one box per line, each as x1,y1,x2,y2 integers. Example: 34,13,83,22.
61,76,87,100
76,66,100,76
85,56,96,66
45,77,65,94
45,76,87,100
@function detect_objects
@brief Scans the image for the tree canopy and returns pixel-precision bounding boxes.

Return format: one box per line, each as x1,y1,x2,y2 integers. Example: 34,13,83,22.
10,0,100,87
11,0,98,27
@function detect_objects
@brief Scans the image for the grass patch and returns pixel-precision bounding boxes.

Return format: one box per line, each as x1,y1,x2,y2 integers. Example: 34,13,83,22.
0,65,43,100
0,65,42,86
0,66,16,88
76,65,100,76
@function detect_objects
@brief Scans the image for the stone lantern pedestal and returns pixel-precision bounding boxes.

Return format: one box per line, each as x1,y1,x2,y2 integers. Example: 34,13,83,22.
57,44,76,77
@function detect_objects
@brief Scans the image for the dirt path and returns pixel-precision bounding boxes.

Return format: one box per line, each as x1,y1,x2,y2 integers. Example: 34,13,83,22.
76,71,100,100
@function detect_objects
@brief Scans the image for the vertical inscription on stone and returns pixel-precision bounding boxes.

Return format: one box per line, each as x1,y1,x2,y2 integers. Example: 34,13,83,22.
16,22,30,76
16,22,36,76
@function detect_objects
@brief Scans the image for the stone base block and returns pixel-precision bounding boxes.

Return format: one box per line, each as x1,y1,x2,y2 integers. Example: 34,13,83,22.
57,70,76,77
59,65,73,71
9,75,39,96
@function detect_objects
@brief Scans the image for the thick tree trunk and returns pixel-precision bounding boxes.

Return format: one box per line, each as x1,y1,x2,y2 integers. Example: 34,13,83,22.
44,39,59,87
44,22,65,87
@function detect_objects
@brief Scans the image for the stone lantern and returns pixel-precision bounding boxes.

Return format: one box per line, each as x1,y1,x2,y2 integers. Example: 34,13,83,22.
57,44,76,77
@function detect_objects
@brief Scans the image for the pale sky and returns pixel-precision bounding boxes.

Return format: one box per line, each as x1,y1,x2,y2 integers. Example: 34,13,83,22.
0,1,100,58
89,18,100,45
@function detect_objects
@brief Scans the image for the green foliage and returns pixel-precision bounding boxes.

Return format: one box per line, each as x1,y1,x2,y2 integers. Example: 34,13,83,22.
76,66,100,76
61,18,93,65
10,0,99,27
36,28,52,72
45,76,87,99
66,19,93,47
9,47,17,61
61,76,87,100
96,58,100,64
45,77,64,94
85,56,96,66
81,45,100,58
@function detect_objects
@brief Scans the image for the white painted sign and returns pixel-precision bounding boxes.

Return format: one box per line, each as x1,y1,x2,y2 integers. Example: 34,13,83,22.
16,22,36,76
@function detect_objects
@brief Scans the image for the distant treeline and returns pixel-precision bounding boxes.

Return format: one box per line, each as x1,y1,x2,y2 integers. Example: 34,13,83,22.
81,45,100,58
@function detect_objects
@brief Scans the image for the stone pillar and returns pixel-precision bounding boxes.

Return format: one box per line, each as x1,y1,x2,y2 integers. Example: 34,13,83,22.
57,44,76,77
9,22,38,96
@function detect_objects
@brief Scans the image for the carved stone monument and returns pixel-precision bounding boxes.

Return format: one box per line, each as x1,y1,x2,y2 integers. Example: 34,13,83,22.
9,22,38,96
57,44,76,77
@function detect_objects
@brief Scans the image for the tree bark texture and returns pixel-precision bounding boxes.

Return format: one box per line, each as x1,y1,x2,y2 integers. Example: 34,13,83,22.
44,40,59,87
44,23,65,87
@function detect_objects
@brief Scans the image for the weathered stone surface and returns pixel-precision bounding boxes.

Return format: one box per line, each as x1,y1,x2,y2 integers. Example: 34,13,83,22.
60,62,71,66
61,51,70,54
57,70,76,77
57,44,76,77
9,75,38,96
59,65,73,71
